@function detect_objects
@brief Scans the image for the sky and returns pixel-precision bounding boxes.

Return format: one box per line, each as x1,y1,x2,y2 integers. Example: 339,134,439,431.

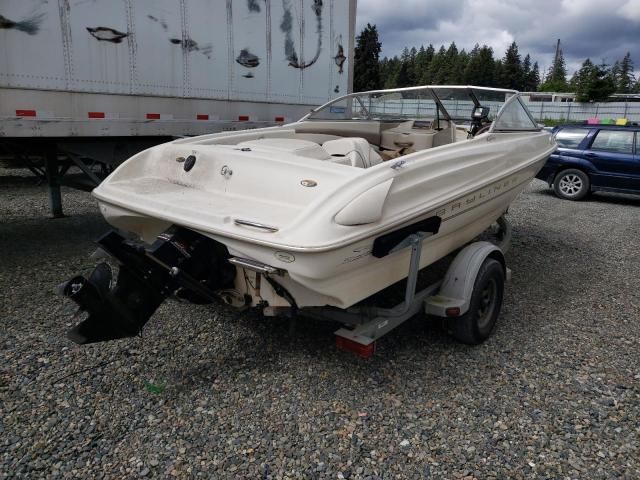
356,0,640,78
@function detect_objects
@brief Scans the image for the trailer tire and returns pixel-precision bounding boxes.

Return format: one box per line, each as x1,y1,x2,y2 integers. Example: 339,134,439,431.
451,258,504,345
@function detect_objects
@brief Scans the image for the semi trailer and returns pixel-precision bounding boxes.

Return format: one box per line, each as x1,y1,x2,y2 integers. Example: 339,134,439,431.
0,0,355,215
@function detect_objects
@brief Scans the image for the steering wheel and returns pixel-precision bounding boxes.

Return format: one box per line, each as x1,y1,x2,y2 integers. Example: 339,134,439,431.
474,123,492,136
467,106,491,138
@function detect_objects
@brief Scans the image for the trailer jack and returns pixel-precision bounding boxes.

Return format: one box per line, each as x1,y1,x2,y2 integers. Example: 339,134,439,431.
60,227,235,344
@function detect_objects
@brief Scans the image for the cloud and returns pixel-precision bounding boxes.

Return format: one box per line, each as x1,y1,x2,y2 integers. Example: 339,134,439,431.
357,0,465,32
357,0,640,76
620,0,640,21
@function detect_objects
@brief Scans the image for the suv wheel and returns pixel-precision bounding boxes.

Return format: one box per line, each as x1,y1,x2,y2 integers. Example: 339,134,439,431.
553,169,590,200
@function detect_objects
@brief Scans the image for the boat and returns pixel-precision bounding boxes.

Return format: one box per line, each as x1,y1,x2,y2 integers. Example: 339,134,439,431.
60,86,556,345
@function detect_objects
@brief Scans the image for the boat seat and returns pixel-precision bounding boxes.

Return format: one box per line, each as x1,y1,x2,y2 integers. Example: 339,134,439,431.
236,137,382,168
322,137,383,168
381,120,453,151
237,138,332,160
262,131,343,145
288,133,343,144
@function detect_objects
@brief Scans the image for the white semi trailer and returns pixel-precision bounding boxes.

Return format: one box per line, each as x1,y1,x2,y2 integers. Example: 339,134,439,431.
0,0,356,215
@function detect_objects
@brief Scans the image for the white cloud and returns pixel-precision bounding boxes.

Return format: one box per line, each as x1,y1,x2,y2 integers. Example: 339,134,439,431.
357,0,640,76
620,0,640,21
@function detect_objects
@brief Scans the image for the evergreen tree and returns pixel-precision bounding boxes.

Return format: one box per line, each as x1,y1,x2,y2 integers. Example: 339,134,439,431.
390,47,413,87
442,42,460,83
379,56,391,87
464,45,495,86
568,70,579,91
493,60,504,88
428,46,448,84
353,24,382,92
500,42,524,90
522,54,532,88
525,61,541,91
593,61,616,100
403,47,419,86
463,43,480,85
415,46,428,83
418,44,436,84
550,43,568,84
466,43,481,65
610,61,621,91
618,52,635,93
572,58,593,96
381,55,401,88
425,45,435,62
373,38,541,91
540,42,568,91
574,59,615,102
396,58,412,88
452,49,469,84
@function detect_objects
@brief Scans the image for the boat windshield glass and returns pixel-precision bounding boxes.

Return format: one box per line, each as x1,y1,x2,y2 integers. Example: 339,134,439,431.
492,97,539,131
307,90,442,121
435,88,512,122
305,86,515,123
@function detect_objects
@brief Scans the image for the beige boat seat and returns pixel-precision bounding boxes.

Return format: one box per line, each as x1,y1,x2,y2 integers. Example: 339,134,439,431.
381,120,436,151
381,120,454,151
237,137,383,168
288,133,342,144
322,137,383,168
237,138,332,160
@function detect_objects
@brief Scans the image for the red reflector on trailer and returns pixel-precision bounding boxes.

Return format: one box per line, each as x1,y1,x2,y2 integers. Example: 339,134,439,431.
336,336,376,359
196,114,209,120
238,115,249,121
275,116,285,122
146,113,161,120
88,111,105,119
446,307,461,317
16,109,36,117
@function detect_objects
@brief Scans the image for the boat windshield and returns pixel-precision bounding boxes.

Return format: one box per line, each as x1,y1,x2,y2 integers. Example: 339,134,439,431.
305,86,517,123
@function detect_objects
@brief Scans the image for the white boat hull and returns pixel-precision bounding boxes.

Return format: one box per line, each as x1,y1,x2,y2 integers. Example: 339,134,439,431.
97,133,551,308
61,86,558,345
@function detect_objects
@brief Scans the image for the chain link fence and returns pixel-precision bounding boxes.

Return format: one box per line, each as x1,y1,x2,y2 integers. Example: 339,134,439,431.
522,101,640,122
351,97,640,124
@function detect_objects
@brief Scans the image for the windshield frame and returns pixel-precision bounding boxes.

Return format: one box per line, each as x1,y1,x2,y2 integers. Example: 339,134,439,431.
300,85,519,123
488,94,541,132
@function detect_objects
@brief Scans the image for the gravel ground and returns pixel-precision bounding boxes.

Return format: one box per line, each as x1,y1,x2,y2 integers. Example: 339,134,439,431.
1,171,639,479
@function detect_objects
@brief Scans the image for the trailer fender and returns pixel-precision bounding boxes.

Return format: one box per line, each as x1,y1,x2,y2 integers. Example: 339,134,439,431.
424,241,509,317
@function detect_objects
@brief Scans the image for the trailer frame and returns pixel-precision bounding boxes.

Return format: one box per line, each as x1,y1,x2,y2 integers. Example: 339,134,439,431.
306,216,512,358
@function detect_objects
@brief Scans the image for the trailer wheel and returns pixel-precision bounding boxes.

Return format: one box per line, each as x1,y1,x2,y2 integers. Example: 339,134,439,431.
451,258,504,345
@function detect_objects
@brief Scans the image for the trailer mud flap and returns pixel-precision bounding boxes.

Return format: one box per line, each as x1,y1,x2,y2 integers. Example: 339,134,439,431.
61,227,235,344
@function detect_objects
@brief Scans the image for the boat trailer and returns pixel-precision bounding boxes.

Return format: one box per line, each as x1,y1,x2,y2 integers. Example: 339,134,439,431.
60,217,512,357
304,216,512,358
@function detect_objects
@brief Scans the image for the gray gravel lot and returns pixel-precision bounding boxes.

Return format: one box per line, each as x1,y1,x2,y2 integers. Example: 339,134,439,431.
1,172,639,479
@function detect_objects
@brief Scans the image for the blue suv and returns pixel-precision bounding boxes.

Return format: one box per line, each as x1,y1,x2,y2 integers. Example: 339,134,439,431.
536,124,640,200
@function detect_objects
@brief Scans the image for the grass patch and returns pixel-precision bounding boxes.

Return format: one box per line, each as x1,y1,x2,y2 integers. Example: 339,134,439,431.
144,382,166,394
542,118,568,127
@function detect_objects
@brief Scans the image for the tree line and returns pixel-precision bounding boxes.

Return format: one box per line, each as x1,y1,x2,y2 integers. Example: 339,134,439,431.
354,24,640,101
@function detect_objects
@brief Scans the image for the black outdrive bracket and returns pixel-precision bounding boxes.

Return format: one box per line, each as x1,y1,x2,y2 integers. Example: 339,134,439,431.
61,228,235,344
372,216,441,258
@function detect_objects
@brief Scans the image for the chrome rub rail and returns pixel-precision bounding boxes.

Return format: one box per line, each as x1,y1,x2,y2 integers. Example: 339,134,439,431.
234,219,279,232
